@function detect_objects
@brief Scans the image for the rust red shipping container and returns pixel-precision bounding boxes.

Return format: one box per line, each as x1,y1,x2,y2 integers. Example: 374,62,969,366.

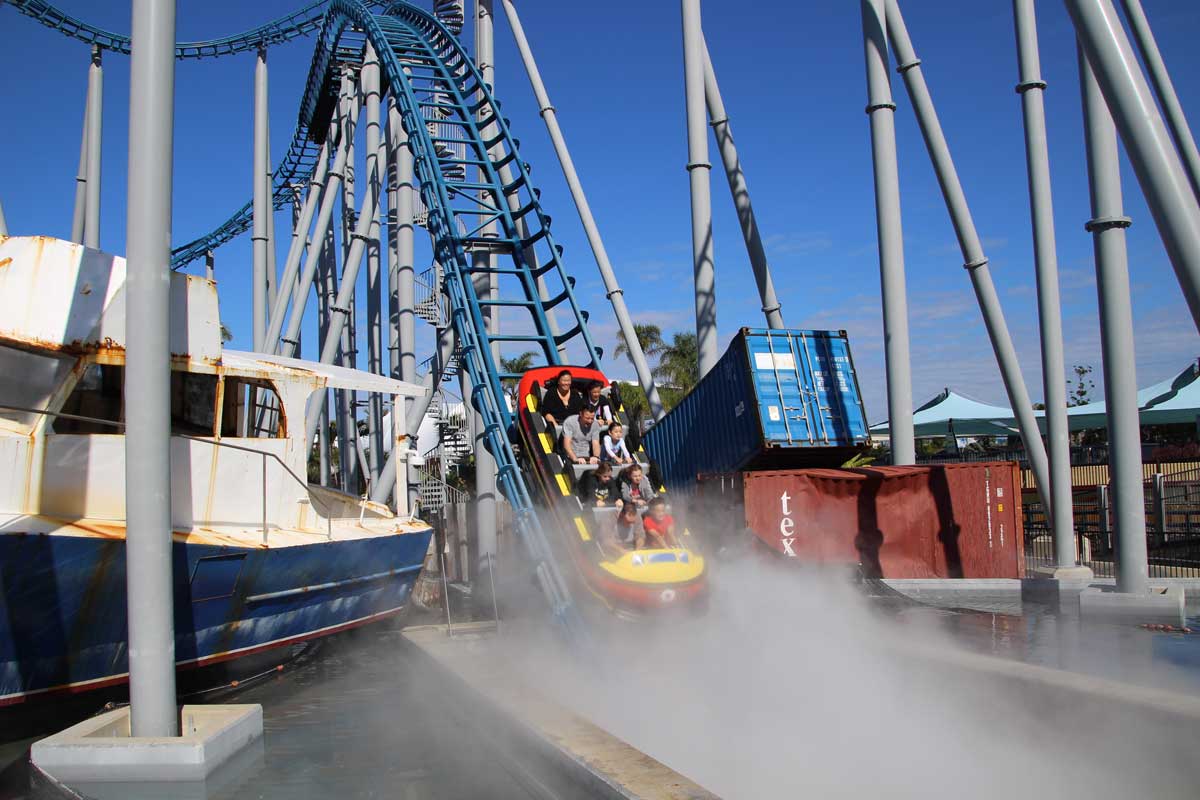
702,462,1025,579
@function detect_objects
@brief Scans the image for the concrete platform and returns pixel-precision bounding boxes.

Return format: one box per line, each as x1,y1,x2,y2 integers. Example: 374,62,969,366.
1079,585,1187,626
30,704,263,785
402,623,719,800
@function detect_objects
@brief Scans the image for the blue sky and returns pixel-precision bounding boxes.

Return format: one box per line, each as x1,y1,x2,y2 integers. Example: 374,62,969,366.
2,0,1198,422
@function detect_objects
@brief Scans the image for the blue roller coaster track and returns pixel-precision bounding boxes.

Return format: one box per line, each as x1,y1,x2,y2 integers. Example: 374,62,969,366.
8,0,597,631
308,0,596,630
0,0,386,59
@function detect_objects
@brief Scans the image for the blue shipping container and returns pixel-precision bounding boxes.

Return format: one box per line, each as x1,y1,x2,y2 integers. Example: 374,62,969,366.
644,328,869,490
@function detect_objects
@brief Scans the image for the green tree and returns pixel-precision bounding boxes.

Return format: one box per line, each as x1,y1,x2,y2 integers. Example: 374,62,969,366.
653,332,700,393
614,323,665,367
1068,364,1095,407
500,351,538,403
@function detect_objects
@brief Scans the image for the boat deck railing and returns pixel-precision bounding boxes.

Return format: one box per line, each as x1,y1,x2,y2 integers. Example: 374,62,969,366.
0,402,334,544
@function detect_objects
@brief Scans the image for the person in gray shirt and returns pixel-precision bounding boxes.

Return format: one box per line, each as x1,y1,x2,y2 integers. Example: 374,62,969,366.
561,407,601,464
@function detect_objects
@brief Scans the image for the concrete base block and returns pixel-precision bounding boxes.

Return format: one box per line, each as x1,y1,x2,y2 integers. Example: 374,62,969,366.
31,704,263,785
1052,565,1095,585
1078,586,1186,626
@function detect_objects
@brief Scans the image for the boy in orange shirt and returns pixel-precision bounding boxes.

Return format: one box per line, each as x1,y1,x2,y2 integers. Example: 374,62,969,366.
641,497,678,548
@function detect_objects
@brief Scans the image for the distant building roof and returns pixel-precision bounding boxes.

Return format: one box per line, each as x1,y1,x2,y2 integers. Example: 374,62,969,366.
870,360,1200,438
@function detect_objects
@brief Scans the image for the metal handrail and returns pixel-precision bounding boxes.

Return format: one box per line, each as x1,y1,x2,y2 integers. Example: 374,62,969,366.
0,402,331,544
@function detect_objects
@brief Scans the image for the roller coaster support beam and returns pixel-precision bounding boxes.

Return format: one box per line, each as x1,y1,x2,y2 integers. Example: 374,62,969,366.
205,250,214,282
365,42,385,485
0,196,7,237
303,144,385,448
500,0,666,418
338,79,360,495
388,102,419,510
860,0,915,466
885,0,1051,512
1119,0,1200,204
123,0,178,739
252,47,269,351
71,97,88,243
475,0,499,576
369,323,459,508
681,0,718,378
263,137,331,350
275,72,356,359
317,226,337,486
1067,0,1200,334
1013,0,1078,571
266,117,279,318
84,45,103,250
701,38,785,330
1079,50,1148,595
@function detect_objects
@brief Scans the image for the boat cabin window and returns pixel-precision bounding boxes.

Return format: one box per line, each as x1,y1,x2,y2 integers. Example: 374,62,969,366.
221,377,285,439
54,364,222,436
0,344,76,429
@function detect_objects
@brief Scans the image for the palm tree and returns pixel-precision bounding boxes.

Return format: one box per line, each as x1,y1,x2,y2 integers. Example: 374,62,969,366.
653,332,699,393
613,323,665,367
500,351,538,403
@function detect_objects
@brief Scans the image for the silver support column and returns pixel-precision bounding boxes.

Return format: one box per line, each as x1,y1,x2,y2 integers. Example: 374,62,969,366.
0,197,7,237
681,0,718,377
205,250,214,282
303,145,384,446
886,0,1051,510
475,0,498,577
1013,0,1077,569
275,73,356,357
71,100,88,244
364,44,385,485
390,102,420,511
370,325,459,506
84,45,103,250
1118,0,1200,203
499,0,666,414
252,47,269,351
702,38,785,330
1079,50,1148,595
123,0,178,739
1066,0,1200,333
861,0,915,466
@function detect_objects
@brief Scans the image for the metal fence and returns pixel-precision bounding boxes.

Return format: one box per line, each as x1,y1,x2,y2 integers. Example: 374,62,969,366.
1024,468,1200,578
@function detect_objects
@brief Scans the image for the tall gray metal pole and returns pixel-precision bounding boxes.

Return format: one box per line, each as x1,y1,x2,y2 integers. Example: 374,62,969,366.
123,0,178,739
474,0,499,577
1066,0,1200,334
252,47,269,352
1079,50,1149,596
498,0,665,413
0,197,7,237
317,227,335,486
364,43,385,485
265,143,278,316
861,0,915,466
71,95,89,244
1118,0,1200,204
84,45,103,250
389,103,420,511
681,0,718,377
886,0,1052,512
701,39,785,330
369,324,459,506
264,138,330,350
1013,0,1077,570
275,74,356,357
303,153,384,445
